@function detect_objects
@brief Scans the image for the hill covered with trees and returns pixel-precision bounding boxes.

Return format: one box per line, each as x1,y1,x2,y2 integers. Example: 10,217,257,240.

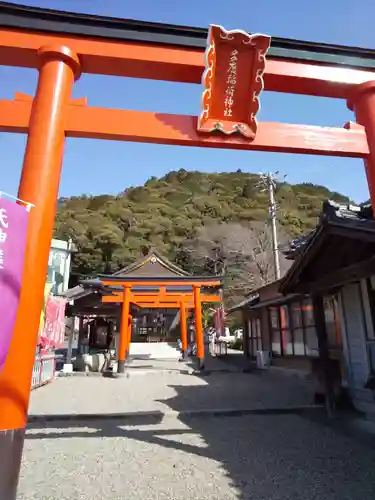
54,169,351,304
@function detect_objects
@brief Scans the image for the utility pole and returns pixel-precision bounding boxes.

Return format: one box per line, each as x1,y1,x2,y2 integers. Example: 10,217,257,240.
267,174,281,280
212,246,224,338
257,172,284,280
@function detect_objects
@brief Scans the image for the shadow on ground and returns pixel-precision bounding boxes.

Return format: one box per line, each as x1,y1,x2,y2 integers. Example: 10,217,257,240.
24,366,375,500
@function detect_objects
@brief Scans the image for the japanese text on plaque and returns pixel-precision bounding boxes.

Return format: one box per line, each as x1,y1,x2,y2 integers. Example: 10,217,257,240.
224,49,238,117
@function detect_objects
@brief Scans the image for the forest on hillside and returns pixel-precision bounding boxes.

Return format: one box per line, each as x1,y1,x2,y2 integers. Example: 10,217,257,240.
54,169,351,306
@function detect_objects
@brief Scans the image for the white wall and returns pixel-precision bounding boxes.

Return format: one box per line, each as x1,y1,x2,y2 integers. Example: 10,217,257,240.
340,281,375,414
129,342,180,360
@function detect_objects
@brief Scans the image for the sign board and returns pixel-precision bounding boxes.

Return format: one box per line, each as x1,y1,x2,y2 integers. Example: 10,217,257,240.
198,24,270,138
0,198,29,373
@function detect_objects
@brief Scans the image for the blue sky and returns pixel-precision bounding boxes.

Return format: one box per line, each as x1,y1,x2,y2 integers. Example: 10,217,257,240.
1,0,375,202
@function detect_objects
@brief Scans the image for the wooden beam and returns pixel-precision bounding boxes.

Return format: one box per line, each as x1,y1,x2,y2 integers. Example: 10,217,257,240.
102,294,221,304
134,302,193,308
0,28,374,98
312,295,335,417
291,256,375,294
264,60,375,99
132,293,221,302
13,91,88,106
0,99,368,158
101,279,222,287
328,223,375,243
134,297,220,304
130,292,197,297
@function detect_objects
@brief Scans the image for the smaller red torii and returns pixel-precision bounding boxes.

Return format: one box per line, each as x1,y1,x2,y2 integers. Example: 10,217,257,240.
97,277,222,373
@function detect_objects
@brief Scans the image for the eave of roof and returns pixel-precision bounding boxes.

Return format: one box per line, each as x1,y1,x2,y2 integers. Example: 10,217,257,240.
61,285,92,300
114,250,189,277
97,275,223,284
1,2,375,70
280,201,375,294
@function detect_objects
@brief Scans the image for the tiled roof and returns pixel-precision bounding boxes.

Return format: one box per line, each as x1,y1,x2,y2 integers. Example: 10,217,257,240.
113,249,189,277
281,200,374,260
320,199,373,221
61,285,91,300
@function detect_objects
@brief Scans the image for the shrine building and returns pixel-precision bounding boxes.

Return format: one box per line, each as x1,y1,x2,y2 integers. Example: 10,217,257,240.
63,249,223,372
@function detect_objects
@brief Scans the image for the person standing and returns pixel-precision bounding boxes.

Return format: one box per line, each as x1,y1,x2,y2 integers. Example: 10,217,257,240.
187,323,195,357
208,327,216,357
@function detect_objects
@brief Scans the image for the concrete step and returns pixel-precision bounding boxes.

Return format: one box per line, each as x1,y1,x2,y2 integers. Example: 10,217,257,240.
129,342,181,360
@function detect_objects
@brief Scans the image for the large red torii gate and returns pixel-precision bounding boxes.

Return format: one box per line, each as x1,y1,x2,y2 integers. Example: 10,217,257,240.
1,2,375,497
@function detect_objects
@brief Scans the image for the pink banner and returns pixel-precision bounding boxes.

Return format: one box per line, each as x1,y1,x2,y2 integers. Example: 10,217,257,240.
41,296,66,349
214,306,225,335
0,198,29,373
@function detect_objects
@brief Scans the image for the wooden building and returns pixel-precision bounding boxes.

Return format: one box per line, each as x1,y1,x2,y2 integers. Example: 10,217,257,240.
230,201,375,414
229,280,324,373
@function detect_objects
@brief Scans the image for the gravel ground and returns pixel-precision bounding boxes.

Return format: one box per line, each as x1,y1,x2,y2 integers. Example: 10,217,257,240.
20,366,375,499
28,368,314,416
19,413,375,500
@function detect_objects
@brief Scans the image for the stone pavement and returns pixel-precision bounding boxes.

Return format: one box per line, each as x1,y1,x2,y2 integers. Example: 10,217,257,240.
19,360,375,499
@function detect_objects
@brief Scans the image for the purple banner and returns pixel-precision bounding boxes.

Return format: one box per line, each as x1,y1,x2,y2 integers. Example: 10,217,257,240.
0,198,29,373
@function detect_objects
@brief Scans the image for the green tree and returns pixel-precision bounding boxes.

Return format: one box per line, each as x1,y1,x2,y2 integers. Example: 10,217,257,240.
54,170,351,301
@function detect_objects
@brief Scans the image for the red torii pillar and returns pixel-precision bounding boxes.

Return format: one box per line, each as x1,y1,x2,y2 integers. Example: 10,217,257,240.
0,45,80,500
179,300,188,359
193,285,205,370
118,285,131,374
126,314,133,360
348,81,375,208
